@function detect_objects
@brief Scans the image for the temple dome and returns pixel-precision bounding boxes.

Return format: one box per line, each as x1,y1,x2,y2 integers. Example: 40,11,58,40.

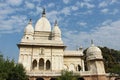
87,45,101,54
86,41,103,60
24,19,34,34
35,9,51,32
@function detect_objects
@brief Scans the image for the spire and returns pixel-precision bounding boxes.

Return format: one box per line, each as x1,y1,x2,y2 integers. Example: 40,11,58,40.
42,8,46,17
54,20,58,26
91,39,94,46
28,19,32,24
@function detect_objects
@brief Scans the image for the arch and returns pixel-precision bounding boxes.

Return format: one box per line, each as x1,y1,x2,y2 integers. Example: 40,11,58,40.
64,64,68,70
50,78,57,80
36,77,44,80
78,77,85,80
46,60,51,70
69,64,75,71
32,59,37,70
115,78,120,80
39,58,44,70
78,65,81,71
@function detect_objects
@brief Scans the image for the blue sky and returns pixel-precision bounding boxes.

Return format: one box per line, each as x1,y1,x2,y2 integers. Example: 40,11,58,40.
0,0,120,61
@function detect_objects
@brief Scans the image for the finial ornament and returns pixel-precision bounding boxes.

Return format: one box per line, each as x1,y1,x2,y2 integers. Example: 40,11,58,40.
29,19,32,24
54,20,58,26
42,8,46,17
79,46,83,51
91,39,94,46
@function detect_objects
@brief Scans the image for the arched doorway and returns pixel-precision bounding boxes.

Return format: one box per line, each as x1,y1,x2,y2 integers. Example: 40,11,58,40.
36,77,44,80
50,78,57,80
78,77,84,80
78,65,81,71
32,59,37,70
69,64,75,71
64,64,68,70
39,58,44,70
46,60,50,70
115,77,120,80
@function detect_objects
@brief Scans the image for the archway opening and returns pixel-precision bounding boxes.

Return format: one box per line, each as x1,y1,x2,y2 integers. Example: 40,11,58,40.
39,58,44,70
50,78,57,80
32,59,37,70
46,60,50,70
78,65,81,71
36,77,44,80
78,77,84,80
69,64,75,71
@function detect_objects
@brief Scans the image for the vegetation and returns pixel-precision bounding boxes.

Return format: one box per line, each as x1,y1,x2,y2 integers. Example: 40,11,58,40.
100,47,120,75
57,70,81,80
0,54,28,80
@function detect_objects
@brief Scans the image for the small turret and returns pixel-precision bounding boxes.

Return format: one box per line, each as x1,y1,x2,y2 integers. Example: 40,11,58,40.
23,19,34,40
86,40,105,75
52,20,61,41
24,19,34,34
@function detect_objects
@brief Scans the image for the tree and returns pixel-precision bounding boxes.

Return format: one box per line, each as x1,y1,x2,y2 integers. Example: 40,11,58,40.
57,70,80,80
0,54,28,80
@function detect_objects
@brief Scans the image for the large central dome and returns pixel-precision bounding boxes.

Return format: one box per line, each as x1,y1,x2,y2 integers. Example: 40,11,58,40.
35,9,51,32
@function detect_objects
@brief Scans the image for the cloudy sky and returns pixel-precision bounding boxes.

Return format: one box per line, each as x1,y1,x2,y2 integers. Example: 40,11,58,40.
0,0,120,61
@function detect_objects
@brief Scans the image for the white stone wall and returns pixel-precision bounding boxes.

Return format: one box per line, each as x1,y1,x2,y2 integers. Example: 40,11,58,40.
63,57,84,72
18,47,32,71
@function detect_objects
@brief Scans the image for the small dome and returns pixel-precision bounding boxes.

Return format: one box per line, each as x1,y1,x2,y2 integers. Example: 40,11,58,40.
35,9,51,31
87,45,101,54
24,19,34,34
86,41,103,60
53,20,61,34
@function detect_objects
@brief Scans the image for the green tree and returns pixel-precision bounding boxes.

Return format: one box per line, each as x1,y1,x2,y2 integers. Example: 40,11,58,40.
57,70,80,80
0,54,28,80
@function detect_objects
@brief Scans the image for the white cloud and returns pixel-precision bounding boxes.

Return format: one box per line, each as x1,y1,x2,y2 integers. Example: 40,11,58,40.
0,15,27,34
71,6,78,11
63,0,70,4
78,22,87,26
32,0,41,2
110,0,120,4
101,8,109,14
0,3,14,15
61,7,71,15
102,19,112,25
25,1,35,9
47,10,62,25
110,9,119,15
80,2,95,9
7,0,23,6
48,3,55,8
74,10,92,15
63,20,120,50
99,1,108,8
84,0,91,2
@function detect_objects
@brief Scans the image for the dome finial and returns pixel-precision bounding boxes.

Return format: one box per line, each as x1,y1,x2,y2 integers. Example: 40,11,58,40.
54,20,58,26
42,8,46,17
28,19,32,24
91,39,94,46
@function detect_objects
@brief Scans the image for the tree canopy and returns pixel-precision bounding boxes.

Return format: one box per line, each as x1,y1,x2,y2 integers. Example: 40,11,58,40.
0,54,28,80
57,70,81,80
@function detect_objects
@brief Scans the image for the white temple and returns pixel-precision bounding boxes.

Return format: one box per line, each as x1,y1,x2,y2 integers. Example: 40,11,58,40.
18,9,107,80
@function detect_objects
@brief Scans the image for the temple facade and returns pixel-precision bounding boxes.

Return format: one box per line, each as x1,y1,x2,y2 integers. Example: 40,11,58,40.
18,9,107,80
